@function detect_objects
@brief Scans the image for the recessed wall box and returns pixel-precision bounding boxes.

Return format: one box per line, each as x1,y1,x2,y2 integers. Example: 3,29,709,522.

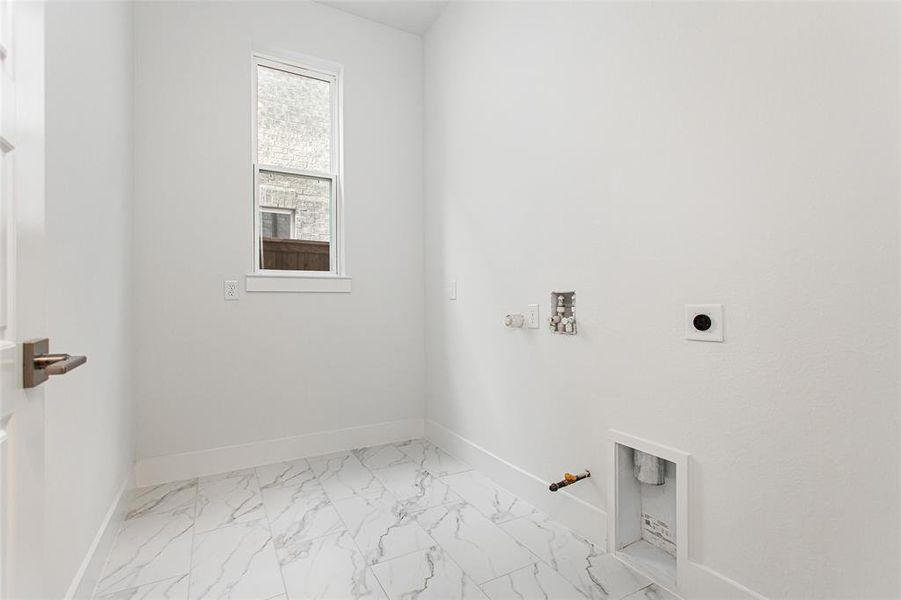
549,291,576,335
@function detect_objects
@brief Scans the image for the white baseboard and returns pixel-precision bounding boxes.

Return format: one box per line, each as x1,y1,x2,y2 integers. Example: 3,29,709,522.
676,562,768,600
66,474,132,600
134,418,425,487
425,419,767,600
424,419,608,547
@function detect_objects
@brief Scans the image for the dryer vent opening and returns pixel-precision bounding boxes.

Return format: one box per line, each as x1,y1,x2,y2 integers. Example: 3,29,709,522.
614,442,678,587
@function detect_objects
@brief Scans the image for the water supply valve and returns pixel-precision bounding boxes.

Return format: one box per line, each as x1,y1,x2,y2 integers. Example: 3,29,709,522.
549,470,591,491
504,314,525,328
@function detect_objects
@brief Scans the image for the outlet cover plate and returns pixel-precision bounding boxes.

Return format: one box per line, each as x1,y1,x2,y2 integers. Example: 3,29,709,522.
685,304,723,342
224,280,239,301
526,304,540,329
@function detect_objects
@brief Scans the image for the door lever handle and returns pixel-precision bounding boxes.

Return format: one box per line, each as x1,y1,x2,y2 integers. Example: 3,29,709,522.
44,354,87,375
23,338,87,388
33,353,73,367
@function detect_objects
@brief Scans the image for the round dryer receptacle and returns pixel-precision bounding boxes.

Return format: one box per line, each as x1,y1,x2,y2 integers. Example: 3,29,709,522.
693,314,712,331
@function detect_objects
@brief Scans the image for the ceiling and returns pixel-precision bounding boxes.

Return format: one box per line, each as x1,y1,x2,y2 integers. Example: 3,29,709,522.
315,1,449,36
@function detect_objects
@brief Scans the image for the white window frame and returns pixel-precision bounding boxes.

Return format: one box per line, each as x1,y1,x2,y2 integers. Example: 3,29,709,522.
260,206,296,240
247,52,350,293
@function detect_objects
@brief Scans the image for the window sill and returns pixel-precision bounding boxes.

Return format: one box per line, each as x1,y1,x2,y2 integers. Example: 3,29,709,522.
245,272,352,293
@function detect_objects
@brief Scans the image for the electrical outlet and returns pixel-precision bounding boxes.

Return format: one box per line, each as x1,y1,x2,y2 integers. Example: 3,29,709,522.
685,304,723,342
224,280,239,301
526,303,540,329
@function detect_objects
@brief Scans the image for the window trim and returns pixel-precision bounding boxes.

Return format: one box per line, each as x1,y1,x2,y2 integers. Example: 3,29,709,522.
248,52,347,291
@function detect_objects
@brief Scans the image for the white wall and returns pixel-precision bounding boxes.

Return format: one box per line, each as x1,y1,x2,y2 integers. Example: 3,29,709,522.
133,3,423,464
423,3,899,599
44,1,135,597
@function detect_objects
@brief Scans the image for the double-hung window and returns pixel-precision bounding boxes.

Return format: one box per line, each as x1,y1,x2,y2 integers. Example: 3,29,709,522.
251,54,343,282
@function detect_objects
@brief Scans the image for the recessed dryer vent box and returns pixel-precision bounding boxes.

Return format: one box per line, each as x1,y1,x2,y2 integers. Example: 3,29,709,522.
609,431,689,594
549,291,576,334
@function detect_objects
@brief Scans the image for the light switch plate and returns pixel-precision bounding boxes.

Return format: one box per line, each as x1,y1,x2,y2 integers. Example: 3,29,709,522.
449,280,457,300
224,280,239,301
686,304,723,342
526,304,540,329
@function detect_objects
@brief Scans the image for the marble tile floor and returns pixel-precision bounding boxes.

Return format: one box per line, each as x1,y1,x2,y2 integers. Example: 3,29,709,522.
93,439,680,600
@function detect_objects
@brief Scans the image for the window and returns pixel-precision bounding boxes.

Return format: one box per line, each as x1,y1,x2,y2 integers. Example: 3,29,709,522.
252,54,342,277
261,208,295,240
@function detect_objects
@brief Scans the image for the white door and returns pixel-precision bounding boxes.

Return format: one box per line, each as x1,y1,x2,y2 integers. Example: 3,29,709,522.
0,2,49,598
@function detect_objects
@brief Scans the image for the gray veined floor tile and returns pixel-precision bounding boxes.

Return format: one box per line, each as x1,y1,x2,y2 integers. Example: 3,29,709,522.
397,440,471,477
393,439,429,455
415,501,537,585
480,562,587,600
94,574,190,600
200,469,258,483
263,484,345,550
256,457,319,492
353,443,416,471
500,515,650,600
96,512,193,596
620,585,681,600
195,468,265,533
188,519,284,600
374,462,461,512
100,449,659,600
126,480,198,521
371,546,488,600
277,530,387,599
441,471,536,524
331,488,435,565
309,451,387,501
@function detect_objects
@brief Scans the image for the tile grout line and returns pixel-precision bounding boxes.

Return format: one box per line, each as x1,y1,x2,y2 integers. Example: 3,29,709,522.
428,442,645,592
88,512,127,599
185,478,200,599
419,445,553,589
356,445,482,591
496,510,649,599
436,471,539,528
253,464,292,600
418,442,592,597
313,450,396,600
418,499,541,595
368,543,441,569
348,443,512,597
437,469,540,525
97,574,194,599
475,560,543,587
381,440,509,595
352,444,412,600
92,482,199,599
